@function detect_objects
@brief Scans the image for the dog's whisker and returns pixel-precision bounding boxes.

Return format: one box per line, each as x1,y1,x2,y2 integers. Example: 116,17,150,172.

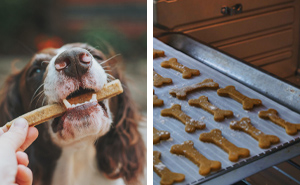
35,92,45,109
30,90,45,107
31,84,44,103
106,73,115,79
100,54,121,65
121,84,128,90
42,96,47,106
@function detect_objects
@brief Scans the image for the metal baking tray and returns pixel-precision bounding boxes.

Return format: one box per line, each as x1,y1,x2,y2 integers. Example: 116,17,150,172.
153,35,300,185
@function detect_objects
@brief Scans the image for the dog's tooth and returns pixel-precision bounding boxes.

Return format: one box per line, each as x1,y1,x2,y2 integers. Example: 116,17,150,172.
63,99,71,109
91,94,97,101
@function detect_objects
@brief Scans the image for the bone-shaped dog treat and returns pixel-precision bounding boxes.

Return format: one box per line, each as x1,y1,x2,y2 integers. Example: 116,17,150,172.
259,109,300,135
230,117,280,148
153,151,185,185
217,86,262,110
153,95,164,107
153,90,164,107
188,96,233,121
5,80,123,129
161,104,205,133
153,49,165,59
161,58,200,79
200,129,250,162
169,79,219,100
153,127,170,144
170,140,221,176
153,70,173,87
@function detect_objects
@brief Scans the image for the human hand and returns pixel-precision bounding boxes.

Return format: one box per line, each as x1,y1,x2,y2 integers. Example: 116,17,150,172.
0,118,39,185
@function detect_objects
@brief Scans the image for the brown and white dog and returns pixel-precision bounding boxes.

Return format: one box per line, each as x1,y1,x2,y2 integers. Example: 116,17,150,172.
0,43,145,185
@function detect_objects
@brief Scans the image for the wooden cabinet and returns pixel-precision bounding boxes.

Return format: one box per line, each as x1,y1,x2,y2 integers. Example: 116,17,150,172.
154,0,300,79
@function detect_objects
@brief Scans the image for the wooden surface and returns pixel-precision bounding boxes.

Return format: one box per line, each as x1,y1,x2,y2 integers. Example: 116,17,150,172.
155,0,300,85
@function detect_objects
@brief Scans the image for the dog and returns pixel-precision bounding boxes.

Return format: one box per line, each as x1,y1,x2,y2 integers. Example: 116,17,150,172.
0,43,146,185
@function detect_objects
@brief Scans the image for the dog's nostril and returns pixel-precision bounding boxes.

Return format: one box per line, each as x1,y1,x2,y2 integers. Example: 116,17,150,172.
55,58,70,70
80,53,92,64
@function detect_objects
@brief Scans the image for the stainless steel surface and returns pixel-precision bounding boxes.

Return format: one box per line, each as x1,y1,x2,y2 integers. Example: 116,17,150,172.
153,37,300,185
158,34,300,114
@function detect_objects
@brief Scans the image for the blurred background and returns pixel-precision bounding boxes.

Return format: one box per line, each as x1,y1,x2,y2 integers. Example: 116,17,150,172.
0,0,147,113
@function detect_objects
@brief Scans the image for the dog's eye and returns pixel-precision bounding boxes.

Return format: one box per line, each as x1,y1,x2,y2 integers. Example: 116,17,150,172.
28,68,42,78
93,55,103,61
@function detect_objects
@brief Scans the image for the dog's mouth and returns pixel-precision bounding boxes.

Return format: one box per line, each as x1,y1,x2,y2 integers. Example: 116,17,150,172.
51,87,110,140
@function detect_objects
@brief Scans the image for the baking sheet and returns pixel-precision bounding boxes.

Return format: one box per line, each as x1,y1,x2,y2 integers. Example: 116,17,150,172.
153,38,300,185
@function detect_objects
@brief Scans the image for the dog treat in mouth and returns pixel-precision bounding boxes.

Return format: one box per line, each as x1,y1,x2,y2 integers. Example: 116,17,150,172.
259,109,300,135
217,86,262,110
188,96,233,121
153,151,185,185
153,90,164,107
153,49,165,59
153,127,170,144
170,140,221,176
5,80,123,129
200,129,250,162
230,117,280,148
161,58,200,79
161,104,205,133
169,79,219,100
153,70,173,87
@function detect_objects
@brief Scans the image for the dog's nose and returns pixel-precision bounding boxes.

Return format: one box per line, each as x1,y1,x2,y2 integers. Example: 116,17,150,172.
54,48,92,78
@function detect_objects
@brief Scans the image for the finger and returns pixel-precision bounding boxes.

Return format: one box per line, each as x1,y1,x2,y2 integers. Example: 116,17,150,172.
15,165,32,185
0,127,4,137
18,127,39,152
16,151,29,166
0,118,28,151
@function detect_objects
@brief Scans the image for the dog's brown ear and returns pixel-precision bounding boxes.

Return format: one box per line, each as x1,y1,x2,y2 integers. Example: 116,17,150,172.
0,72,24,126
95,66,145,185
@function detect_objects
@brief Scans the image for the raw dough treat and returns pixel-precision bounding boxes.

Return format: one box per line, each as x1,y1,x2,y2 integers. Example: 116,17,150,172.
259,109,300,135
217,86,262,110
153,49,165,59
153,151,185,185
170,140,221,176
153,127,170,144
161,104,205,133
161,58,200,79
188,96,233,121
230,117,280,148
5,80,123,129
169,79,219,100
200,129,250,162
153,70,172,87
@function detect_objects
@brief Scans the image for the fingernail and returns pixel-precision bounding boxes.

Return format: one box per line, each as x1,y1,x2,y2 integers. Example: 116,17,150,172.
13,118,27,128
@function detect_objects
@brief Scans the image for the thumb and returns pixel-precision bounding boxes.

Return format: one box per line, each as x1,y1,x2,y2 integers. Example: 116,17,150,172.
0,118,29,151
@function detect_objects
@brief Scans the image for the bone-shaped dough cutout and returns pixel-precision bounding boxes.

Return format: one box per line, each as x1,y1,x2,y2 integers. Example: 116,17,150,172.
170,140,221,176
230,117,280,148
217,86,262,110
153,70,172,87
188,96,233,121
153,151,185,185
153,49,165,59
161,58,200,79
259,109,300,135
161,104,206,133
169,79,219,100
153,127,170,144
200,129,250,162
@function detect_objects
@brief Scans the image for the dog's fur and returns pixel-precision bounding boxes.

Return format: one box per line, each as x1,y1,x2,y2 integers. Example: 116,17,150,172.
0,43,145,185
